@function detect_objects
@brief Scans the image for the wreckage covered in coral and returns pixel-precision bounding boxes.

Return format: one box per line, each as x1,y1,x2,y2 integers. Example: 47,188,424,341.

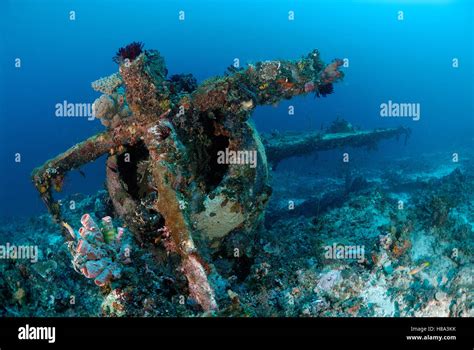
30,43,412,314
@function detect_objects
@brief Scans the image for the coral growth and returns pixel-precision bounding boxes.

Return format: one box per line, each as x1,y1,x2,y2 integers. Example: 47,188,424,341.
91,72,123,95
65,214,132,286
319,58,344,84
168,74,198,94
257,61,281,81
426,196,451,227
92,94,115,119
91,91,130,128
326,117,356,133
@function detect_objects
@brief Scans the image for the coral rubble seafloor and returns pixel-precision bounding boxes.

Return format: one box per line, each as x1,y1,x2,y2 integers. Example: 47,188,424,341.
0,150,472,317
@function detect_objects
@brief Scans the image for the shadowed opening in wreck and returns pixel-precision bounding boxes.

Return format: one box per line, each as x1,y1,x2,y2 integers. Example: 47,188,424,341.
115,141,166,241
208,134,230,188
198,111,230,191
117,141,150,200
234,255,253,281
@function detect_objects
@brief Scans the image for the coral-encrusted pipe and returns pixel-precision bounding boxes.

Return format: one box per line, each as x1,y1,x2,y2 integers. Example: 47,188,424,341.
190,50,344,115
31,120,149,234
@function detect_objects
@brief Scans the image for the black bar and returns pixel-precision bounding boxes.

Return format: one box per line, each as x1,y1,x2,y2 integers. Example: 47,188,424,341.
0,317,472,347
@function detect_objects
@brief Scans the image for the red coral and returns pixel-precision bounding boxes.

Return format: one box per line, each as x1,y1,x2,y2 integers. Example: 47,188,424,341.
320,59,344,84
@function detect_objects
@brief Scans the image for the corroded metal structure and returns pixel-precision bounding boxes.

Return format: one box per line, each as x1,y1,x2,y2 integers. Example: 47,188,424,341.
32,47,407,311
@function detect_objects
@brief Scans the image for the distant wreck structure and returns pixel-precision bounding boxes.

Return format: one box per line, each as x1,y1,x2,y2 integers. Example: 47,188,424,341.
264,123,411,167
32,44,409,312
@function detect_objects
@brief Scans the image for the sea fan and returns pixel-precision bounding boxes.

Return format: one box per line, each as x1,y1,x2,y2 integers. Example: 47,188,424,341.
113,42,144,64
316,83,334,98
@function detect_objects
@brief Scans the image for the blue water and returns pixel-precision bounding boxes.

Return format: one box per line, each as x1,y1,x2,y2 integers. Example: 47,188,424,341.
0,0,472,217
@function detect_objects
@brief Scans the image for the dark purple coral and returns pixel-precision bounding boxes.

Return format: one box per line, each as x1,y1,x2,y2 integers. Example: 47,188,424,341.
113,42,144,64
316,83,334,98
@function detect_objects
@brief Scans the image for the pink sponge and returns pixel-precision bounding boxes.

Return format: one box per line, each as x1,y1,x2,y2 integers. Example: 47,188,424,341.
67,214,132,287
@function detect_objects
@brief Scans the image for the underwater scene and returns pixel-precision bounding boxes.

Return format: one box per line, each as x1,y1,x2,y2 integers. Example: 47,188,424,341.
0,0,473,319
